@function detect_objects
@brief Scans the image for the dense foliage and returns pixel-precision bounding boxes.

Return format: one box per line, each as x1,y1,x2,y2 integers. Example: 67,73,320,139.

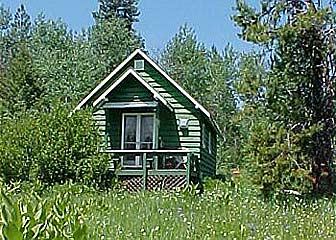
93,0,140,29
0,1,335,239
0,4,142,115
0,4,140,187
160,25,265,170
234,0,336,195
0,105,110,186
1,179,335,239
0,182,87,239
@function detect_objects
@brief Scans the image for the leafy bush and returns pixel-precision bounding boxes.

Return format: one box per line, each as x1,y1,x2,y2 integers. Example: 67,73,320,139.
0,104,110,186
0,182,87,239
1,177,335,239
243,120,320,197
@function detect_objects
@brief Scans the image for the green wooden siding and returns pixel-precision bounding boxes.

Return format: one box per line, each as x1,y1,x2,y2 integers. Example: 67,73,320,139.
139,65,201,156
108,75,153,103
90,53,217,179
200,124,217,177
85,54,148,106
158,106,180,149
93,109,108,147
106,110,121,149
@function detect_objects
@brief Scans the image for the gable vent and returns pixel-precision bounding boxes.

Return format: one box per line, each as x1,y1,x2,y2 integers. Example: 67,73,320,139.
134,59,145,71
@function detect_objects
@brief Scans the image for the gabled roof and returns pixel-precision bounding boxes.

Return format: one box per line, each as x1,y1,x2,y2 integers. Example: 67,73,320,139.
74,49,221,135
74,50,142,111
92,68,173,112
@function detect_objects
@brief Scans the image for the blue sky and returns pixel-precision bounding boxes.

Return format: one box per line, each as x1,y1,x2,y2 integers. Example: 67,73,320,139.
1,0,258,53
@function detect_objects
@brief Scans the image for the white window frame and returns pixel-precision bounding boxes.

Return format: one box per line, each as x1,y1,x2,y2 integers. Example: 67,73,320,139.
208,130,212,154
121,112,156,167
202,123,206,149
134,59,145,71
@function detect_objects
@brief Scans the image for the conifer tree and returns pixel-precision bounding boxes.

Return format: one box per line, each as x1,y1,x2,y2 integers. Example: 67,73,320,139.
0,5,42,115
93,0,140,29
234,0,336,194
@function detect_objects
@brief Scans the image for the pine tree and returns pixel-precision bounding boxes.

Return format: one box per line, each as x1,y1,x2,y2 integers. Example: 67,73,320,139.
93,0,140,29
11,4,31,38
0,5,11,63
234,0,336,194
0,5,41,115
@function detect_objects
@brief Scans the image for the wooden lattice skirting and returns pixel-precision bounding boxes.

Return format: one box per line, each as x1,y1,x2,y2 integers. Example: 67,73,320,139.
120,175,187,192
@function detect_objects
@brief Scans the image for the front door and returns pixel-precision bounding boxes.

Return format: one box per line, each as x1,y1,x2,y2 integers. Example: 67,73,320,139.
122,113,154,166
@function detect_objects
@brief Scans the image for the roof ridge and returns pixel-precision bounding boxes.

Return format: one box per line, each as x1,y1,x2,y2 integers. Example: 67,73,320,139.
73,48,221,135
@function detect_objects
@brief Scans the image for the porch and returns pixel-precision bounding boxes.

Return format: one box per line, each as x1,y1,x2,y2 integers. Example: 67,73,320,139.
105,149,199,191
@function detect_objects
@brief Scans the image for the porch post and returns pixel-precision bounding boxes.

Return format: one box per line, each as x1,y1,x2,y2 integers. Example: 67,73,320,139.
142,153,147,190
154,155,158,170
186,152,191,185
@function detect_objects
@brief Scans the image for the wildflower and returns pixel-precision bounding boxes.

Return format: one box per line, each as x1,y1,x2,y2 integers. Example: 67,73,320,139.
248,223,257,232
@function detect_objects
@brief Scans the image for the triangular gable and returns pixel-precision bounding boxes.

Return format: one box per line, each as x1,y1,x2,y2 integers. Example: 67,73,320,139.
74,49,221,134
93,68,173,111
74,50,141,111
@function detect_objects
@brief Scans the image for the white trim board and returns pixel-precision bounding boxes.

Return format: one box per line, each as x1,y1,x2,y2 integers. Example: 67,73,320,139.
102,101,158,109
73,49,221,134
93,68,173,112
137,50,211,118
74,50,140,111
137,50,222,135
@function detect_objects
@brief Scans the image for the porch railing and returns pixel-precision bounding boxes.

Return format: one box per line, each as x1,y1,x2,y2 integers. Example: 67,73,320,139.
104,149,198,187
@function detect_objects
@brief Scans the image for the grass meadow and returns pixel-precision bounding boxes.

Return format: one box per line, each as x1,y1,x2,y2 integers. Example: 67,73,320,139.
1,178,335,239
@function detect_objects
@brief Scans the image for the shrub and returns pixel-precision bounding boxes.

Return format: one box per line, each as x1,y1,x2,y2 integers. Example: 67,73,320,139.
0,104,110,186
0,182,87,239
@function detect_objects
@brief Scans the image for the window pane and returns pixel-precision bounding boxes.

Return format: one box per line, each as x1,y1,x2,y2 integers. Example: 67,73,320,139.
202,124,206,148
124,116,137,149
125,143,136,150
140,115,153,150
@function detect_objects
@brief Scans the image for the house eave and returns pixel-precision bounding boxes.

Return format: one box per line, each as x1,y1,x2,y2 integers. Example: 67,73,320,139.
102,101,158,109
73,49,221,135
92,68,173,112
73,49,143,112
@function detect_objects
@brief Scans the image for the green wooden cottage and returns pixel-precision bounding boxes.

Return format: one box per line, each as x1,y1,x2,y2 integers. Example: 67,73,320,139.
74,49,220,191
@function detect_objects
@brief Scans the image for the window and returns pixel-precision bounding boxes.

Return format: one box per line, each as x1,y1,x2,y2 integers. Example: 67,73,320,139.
134,59,145,71
202,124,212,154
122,113,155,166
202,124,206,149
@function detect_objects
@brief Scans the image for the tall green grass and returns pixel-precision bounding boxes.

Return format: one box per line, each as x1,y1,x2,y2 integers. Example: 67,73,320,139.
0,179,335,239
